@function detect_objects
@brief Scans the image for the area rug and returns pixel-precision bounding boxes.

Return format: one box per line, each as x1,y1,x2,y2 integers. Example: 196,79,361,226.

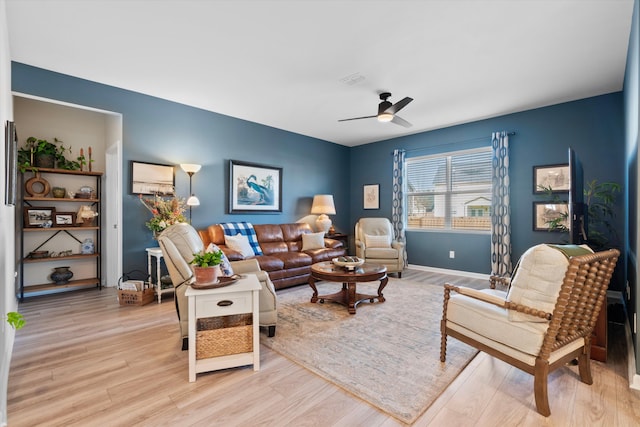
261,278,478,424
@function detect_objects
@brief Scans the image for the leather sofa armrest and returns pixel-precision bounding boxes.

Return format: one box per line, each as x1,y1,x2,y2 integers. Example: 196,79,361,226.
222,248,245,261
324,238,343,249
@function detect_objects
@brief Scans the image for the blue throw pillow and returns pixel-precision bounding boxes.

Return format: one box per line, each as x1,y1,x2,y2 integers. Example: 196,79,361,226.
220,221,263,256
206,243,234,276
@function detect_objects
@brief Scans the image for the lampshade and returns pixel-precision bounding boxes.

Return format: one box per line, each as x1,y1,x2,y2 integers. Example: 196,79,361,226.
377,113,394,122
186,195,200,206
180,163,202,174
311,194,336,215
311,194,336,234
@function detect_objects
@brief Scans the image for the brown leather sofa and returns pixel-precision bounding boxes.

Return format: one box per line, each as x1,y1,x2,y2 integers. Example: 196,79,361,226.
199,223,347,289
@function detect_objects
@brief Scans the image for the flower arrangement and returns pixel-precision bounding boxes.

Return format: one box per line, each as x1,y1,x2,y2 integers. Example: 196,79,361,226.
139,194,187,233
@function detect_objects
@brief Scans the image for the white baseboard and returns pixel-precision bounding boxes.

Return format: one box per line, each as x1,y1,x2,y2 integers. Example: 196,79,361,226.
407,264,490,281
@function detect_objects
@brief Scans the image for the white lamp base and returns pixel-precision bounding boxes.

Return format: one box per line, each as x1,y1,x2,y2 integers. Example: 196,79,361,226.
315,214,332,234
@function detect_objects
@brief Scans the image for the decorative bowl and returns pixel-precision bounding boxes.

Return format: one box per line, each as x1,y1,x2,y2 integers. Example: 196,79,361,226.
332,256,364,270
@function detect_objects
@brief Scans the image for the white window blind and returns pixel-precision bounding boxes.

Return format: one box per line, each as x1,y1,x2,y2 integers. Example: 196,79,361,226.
406,147,492,231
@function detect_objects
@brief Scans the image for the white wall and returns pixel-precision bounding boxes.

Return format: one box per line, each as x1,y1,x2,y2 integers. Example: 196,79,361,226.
0,0,16,424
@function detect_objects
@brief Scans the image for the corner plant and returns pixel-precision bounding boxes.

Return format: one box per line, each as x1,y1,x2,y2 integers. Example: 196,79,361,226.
190,250,223,267
583,179,621,250
5,311,25,330
539,179,620,250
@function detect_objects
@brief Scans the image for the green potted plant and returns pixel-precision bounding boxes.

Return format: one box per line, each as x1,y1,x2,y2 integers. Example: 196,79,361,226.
17,137,77,171
190,249,224,284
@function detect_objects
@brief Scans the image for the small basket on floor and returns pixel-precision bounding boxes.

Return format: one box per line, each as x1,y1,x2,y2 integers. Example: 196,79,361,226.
196,314,253,359
117,288,155,306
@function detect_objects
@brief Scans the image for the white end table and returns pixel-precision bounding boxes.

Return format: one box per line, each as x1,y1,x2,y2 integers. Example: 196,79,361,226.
185,274,261,382
146,247,174,304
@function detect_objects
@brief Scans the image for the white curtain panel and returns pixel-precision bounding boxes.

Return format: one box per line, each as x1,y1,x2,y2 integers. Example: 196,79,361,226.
491,131,512,276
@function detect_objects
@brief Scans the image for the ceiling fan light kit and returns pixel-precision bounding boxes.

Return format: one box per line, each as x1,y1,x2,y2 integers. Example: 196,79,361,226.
340,92,413,127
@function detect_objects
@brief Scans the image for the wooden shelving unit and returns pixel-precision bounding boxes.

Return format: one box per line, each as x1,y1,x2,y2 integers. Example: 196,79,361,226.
19,168,103,301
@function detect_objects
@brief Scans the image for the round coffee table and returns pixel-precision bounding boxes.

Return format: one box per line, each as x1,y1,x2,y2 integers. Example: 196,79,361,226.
308,261,388,314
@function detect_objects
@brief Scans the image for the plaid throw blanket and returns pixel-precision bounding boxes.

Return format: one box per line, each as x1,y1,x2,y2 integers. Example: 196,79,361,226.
220,222,263,256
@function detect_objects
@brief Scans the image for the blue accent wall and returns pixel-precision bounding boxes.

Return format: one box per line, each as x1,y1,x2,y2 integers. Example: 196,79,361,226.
12,63,350,276
12,63,626,291
350,93,625,282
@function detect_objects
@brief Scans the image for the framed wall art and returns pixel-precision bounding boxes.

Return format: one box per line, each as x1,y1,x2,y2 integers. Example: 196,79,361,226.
24,207,55,228
363,184,379,210
533,164,570,193
130,161,175,195
53,212,76,227
533,202,569,231
229,160,282,213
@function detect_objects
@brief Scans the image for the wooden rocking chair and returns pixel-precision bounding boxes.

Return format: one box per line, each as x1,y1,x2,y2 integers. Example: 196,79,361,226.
440,245,619,416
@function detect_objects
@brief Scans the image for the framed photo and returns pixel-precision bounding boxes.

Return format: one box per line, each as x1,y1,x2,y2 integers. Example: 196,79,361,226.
53,212,76,227
533,164,570,193
363,184,379,209
5,121,17,206
229,160,282,213
533,202,569,231
130,161,175,195
24,207,55,228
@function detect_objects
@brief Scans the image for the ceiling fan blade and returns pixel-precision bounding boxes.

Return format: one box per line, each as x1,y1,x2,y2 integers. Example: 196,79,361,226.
391,115,412,128
338,115,377,122
385,97,413,114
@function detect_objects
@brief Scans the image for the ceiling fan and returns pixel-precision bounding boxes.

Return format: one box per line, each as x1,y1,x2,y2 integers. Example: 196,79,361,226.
338,92,413,128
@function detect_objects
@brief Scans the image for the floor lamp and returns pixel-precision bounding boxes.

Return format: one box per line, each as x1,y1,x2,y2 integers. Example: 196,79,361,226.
180,163,201,223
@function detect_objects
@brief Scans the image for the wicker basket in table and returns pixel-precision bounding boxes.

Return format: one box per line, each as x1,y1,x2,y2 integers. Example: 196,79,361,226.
196,313,253,359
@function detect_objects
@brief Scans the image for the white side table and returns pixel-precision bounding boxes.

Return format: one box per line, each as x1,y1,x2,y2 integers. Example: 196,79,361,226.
146,247,173,304
185,274,261,382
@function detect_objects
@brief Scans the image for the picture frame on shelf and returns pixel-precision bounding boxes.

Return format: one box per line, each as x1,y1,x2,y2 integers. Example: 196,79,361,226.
24,207,55,228
229,160,282,213
533,202,569,231
533,164,570,193
130,161,175,195
363,184,379,209
53,212,76,227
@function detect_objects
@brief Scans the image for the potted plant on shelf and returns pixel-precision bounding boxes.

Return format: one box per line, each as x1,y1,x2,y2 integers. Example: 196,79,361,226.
190,249,224,284
17,136,83,172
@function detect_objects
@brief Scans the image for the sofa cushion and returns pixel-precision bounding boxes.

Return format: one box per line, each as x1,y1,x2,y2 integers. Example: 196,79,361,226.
273,252,313,269
206,243,234,276
365,233,391,248
366,247,400,259
302,232,325,250
225,233,254,258
447,289,548,356
253,255,285,272
507,244,593,322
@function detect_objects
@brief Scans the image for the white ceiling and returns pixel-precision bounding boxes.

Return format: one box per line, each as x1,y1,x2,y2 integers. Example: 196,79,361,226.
5,0,635,147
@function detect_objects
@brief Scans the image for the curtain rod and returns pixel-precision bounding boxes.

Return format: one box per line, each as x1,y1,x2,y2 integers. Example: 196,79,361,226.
393,131,516,154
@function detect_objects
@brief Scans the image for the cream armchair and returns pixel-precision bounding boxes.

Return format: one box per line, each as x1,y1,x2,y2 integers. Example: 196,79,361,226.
157,223,277,350
355,217,406,277
440,244,619,416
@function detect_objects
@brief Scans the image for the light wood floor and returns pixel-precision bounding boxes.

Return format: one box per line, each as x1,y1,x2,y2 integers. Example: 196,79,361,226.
7,270,640,426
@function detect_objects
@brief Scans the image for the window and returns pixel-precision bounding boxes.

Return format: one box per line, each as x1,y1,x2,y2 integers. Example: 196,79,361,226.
406,147,492,231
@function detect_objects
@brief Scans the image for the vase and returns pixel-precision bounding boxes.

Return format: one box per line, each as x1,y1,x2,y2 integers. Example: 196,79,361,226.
52,187,66,198
51,266,73,285
35,153,55,168
193,265,220,285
